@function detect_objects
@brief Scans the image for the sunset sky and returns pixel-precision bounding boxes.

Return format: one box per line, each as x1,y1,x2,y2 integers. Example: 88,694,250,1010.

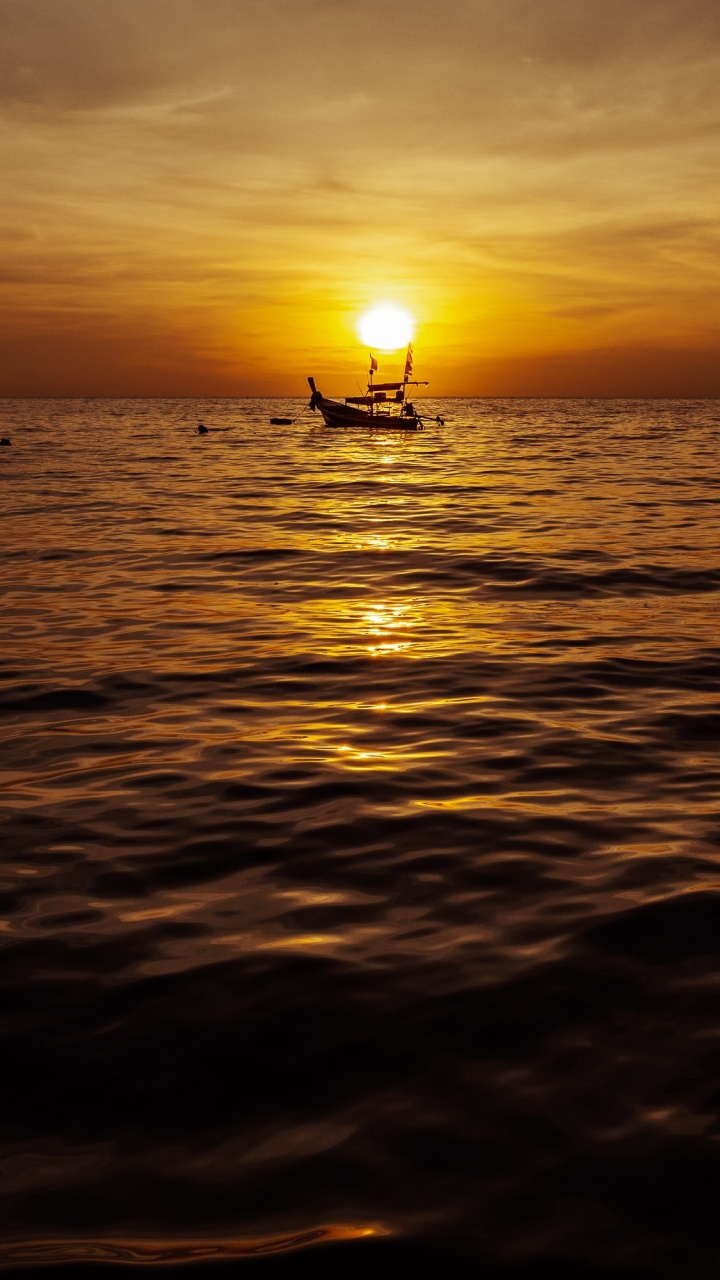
3,0,720,397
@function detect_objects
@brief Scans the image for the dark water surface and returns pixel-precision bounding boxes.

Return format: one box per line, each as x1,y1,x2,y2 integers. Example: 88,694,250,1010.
2,397,720,1278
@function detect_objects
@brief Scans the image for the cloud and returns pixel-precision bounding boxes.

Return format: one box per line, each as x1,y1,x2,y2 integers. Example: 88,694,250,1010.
2,0,720,393
466,342,720,398
4,1,720,120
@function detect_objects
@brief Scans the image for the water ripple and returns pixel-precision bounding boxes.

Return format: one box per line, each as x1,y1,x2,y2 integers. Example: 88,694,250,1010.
2,397,720,1275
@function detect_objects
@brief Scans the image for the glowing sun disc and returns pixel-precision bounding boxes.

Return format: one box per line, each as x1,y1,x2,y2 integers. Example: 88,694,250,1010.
357,304,414,352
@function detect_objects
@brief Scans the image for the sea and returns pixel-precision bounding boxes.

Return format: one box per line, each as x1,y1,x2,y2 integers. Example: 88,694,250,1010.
2,397,720,1279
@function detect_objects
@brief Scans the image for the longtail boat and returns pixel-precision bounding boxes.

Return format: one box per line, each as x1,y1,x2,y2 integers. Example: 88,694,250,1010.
307,345,443,431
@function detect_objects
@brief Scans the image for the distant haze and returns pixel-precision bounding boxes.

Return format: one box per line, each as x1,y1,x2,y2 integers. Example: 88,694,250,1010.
3,0,720,396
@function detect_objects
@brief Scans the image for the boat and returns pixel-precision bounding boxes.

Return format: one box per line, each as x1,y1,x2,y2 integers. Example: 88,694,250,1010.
307,345,443,431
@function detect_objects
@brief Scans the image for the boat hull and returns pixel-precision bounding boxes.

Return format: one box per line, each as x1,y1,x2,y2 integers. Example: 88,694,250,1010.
316,396,421,431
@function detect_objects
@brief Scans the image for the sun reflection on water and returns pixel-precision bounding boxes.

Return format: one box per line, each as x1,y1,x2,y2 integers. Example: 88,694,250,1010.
362,599,418,655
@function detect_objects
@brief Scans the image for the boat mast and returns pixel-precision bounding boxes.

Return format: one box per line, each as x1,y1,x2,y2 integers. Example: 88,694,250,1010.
368,353,377,417
402,343,413,412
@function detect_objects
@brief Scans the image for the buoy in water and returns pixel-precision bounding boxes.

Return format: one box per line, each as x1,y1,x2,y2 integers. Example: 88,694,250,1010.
0,437,11,446
270,417,293,425
197,423,208,435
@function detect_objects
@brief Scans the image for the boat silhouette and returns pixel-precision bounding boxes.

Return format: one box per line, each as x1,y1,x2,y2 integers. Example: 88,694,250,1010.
308,345,443,431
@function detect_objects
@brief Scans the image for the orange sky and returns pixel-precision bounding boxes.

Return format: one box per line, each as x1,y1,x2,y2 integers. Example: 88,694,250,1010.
3,0,720,397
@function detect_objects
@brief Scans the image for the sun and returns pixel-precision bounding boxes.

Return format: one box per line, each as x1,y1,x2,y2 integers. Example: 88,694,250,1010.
357,303,415,352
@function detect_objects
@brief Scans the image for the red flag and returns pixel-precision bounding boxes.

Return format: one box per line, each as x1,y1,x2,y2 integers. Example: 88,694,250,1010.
404,344,413,379
369,355,378,374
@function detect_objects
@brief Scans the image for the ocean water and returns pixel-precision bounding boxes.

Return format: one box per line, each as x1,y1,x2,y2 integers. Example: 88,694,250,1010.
2,396,720,1279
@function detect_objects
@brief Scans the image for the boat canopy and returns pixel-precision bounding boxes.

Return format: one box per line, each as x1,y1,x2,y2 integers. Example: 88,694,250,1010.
367,382,403,392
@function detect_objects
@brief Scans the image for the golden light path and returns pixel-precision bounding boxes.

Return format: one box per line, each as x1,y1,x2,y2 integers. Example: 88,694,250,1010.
357,304,415,352
0,1224,386,1267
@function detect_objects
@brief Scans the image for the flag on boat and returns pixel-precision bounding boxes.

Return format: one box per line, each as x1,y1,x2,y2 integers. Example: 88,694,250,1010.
404,345,413,378
369,355,378,373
